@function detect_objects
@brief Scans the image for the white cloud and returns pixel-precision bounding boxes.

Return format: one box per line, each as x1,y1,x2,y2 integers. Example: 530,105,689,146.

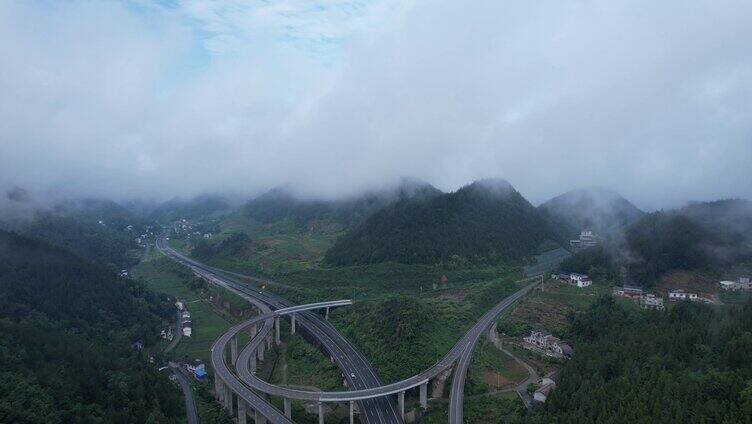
1,0,751,209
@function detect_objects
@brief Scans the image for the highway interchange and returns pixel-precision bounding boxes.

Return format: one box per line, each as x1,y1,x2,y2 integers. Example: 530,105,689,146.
157,238,402,424
157,237,539,423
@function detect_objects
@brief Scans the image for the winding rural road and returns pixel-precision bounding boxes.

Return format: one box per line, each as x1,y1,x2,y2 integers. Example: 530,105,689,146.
170,366,199,424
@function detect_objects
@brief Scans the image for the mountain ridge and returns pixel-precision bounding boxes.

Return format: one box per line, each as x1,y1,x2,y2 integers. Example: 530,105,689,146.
324,178,563,266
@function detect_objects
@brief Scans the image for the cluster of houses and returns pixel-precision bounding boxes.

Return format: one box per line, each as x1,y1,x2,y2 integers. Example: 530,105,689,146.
177,301,192,337
134,226,155,246
551,272,593,288
523,331,574,359
667,289,710,303
171,219,213,240
612,285,665,310
613,283,723,309
720,276,752,291
569,230,598,250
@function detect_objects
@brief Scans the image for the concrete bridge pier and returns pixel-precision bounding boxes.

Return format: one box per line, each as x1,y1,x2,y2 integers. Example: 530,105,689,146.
249,351,257,372
398,391,405,420
255,409,266,424
420,382,428,409
318,403,325,424
349,400,355,424
325,307,330,320
266,335,272,350
258,341,265,361
214,377,223,401
224,386,233,413
275,317,281,345
231,336,238,364
291,314,296,334
238,399,247,424
283,398,292,418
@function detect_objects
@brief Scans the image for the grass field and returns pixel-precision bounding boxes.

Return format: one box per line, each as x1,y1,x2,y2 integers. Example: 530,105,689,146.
172,300,233,365
133,248,200,301
466,338,528,394
270,335,343,391
418,393,525,424
132,247,250,369
498,279,612,338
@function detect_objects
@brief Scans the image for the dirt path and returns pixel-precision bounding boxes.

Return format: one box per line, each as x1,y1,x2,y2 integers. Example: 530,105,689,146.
488,323,538,408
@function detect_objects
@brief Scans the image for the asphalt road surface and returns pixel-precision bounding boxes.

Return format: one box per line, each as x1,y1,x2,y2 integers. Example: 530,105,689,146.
157,238,401,424
170,366,199,424
448,278,539,423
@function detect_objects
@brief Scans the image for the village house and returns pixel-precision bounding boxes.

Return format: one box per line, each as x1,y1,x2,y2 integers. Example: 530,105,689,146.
551,273,571,281
523,331,573,358
613,284,644,299
668,289,698,301
533,378,557,402
640,293,665,310
569,273,593,288
720,280,738,290
720,277,752,291
569,230,598,249
551,272,592,288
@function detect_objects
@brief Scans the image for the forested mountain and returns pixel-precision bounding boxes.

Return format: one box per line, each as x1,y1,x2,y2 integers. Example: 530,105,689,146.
244,178,442,227
0,198,145,268
533,296,752,423
325,179,562,266
0,230,182,423
625,199,752,284
135,194,234,223
538,187,644,238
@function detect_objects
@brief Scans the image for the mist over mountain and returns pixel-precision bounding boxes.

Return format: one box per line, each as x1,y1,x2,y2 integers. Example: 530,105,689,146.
325,179,561,266
539,187,644,238
244,178,442,228
133,194,234,223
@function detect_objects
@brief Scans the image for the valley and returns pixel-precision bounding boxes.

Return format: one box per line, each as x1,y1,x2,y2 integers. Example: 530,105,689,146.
1,181,751,424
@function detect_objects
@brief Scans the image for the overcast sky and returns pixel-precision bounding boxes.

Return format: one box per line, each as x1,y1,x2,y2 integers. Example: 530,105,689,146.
1,0,751,210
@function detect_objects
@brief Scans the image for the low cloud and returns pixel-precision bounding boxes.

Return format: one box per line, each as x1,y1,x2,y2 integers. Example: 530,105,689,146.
1,1,751,209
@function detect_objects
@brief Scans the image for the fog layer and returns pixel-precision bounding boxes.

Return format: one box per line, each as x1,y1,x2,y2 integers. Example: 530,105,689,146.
1,1,751,209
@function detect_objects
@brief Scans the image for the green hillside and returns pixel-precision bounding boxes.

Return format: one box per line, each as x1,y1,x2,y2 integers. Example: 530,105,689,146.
4,198,147,268
626,199,752,285
0,230,182,423
325,179,562,266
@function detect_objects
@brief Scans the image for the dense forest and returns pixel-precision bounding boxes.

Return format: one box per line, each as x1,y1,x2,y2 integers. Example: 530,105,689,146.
623,199,752,285
325,179,561,266
558,245,619,281
552,199,752,286
533,296,752,423
0,230,183,423
22,212,137,268
0,198,147,268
